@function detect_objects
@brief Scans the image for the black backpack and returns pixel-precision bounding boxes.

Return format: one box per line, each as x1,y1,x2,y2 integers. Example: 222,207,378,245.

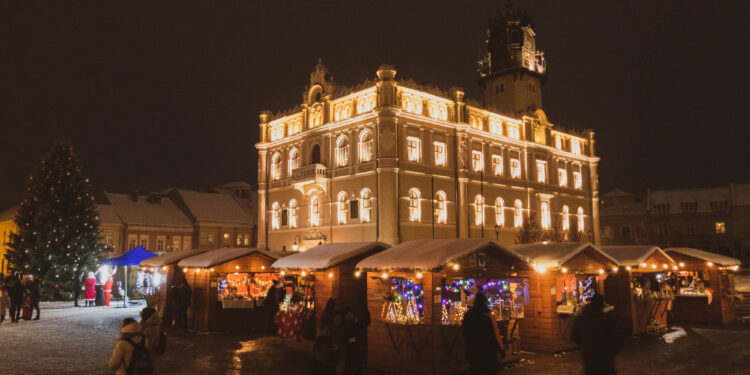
121,335,153,375
154,328,167,355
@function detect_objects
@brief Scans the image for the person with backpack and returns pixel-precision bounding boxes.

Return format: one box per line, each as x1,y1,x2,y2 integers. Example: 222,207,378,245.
141,307,164,373
109,317,153,375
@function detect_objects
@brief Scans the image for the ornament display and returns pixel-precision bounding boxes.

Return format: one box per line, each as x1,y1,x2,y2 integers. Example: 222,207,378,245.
441,278,526,325
381,278,424,325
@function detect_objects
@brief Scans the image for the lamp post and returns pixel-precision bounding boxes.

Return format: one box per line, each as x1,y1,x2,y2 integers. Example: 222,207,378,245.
494,225,501,241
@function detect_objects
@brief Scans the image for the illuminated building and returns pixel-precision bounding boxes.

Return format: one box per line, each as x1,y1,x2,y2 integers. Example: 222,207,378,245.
256,8,600,251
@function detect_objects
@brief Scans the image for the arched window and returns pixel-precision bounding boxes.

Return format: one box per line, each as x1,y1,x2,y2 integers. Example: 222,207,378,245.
495,198,505,227
271,202,280,230
474,195,484,226
435,191,447,224
514,200,523,228
577,207,585,232
408,188,421,222
360,189,372,223
359,130,374,162
336,136,349,167
311,144,321,164
541,202,551,229
337,192,348,224
310,195,320,227
289,199,298,229
288,148,299,175
271,153,282,181
562,205,570,231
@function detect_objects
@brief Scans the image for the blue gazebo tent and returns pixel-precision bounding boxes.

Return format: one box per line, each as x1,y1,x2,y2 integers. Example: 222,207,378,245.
102,246,156,306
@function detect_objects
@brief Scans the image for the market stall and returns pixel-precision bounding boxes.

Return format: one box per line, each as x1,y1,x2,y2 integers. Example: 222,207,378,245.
270,242,389,347
508,242,619,353
355,239,531,375
177,247,288,332
138,250,206,322
665,247,741,324
600,246,677,334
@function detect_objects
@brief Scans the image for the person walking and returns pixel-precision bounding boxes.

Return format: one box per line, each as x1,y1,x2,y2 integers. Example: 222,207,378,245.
0,286,10,325
173,280,191,329
461,292,505,375
83,272,96,307
8,276,23,323
571,294,622,375
141,307,161,373
109,318,150,375
29,276,40,320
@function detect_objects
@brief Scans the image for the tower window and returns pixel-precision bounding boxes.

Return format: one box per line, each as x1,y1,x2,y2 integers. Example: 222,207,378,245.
435,191,447,224
407,137,421,162
408,188,421,222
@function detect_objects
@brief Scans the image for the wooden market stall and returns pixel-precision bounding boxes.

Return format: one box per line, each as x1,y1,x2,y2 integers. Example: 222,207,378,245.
600,246,677,335
177,247,288,332
665,247,741,324
355,239,531,375
139,250,206,323
509,242,619,353
270,242,389,346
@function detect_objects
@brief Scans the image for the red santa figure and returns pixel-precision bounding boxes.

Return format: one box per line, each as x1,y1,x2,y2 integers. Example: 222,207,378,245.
103,270,114,307
83,272,96,307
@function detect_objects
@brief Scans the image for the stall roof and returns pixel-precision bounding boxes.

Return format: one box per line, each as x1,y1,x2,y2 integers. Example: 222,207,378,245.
508,242,619,269
599,246,675,267
271,242,387,270
356,239,525,271
140,250,208,267
664,247,741,267
178,247,287,268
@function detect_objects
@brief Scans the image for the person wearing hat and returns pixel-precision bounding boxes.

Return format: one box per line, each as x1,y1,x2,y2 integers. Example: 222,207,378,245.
461,292,505,374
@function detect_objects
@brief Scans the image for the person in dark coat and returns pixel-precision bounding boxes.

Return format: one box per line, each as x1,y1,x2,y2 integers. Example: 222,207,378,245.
341,306,370,375
8,276,23,323
461,292,504,375
30,277,40,320
571,294,622,375
173,280,191,329
265,280,280,332
73,272,81,307
312,298,336,374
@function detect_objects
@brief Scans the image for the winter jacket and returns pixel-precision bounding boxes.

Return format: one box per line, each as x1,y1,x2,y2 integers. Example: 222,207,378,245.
462,306,501,372
142,312,161,372
0,290,10,314
571,304,621,375
109,322,143,375
84,277,96,300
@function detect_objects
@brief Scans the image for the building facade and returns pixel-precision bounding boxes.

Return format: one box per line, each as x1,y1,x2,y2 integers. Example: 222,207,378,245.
256,8,600,251
600,185,750,266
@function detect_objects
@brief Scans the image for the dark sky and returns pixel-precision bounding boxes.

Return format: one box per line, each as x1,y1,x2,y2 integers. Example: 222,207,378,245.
1,0,749,210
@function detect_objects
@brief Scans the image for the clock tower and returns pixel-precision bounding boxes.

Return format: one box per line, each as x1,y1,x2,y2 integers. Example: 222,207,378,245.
477,3,546,116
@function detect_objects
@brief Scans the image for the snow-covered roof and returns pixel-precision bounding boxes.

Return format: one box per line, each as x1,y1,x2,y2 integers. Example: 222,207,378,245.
649,187,731,214
508,242,619,269
178,247,286,268
599,202,647,217
174,189,253,225
602,189,634,198
106,192,192,227
96,204,123,226
600,246,675,267
140,250,208,267
272,242,387,270
664,247,741,267
356,239,525,271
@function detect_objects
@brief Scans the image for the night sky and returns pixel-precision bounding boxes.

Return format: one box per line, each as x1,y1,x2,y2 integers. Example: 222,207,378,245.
1,0,749,210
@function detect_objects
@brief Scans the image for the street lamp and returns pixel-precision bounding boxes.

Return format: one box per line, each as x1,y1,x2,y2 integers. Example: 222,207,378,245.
494,225,501,240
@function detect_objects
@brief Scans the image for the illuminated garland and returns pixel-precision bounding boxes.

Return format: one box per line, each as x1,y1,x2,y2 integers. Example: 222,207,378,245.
381,278,424,325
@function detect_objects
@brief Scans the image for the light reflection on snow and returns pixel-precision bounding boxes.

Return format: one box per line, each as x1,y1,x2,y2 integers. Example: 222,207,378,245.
662,327,687,344
230,340,259,375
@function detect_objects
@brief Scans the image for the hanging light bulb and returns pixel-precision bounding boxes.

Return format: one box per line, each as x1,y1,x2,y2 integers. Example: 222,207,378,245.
354,271,361,278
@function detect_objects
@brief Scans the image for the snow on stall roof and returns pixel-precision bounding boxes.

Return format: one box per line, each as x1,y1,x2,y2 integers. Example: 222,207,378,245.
175,189,252,225
140,250,208,267
178,248,286,268
106,192,192,227
664,247,741,266
600,246,674,267
272,242,386,270
508,242,618,269
356,239,523,271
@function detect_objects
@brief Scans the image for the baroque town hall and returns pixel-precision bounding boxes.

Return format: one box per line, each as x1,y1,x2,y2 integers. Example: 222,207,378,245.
256,8,600,251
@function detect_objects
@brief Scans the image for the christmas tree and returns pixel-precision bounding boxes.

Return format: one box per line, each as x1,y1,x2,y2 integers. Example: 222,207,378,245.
6,142,103,300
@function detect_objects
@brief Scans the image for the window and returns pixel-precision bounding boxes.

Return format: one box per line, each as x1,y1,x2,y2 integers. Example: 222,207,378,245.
715,222,726,234
434,142,446,166
349,199,359,219
513,200,523,228
558,168,568,187
562,205,570,230
360,189,372,223
356,94,375,113
472,151,484,172
271,153,282,180
310,196,320,227
573,171,582,190
270,124,284,141
469,115,483,130
336,136,349,167
653,204,670,213
710,201,728,212
555,135,563,150
171,237,181,251
287,119,301,136
288,148,300,175
435,191,447,224
311,144,321,164
510,158,521,178
657,224,668,236
536,160,547,183
495,198,505,227
507,124,521,140
243,234,250,246
685,223,695,235
337,192,348,224
474,195,484,226
571,140,581,155
408,188,421,222
540,202,551,229
680,202,697,213
621,226,632,238
492,155,503,175
156,237,165,252
309,105,323,128
288,200,298,228
407,137,421,162
281,208,288,226
139,235,149,249
359,131,374,162
577,207,585,232
489,119,502,135
271,202,280,230
207,233,215,245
